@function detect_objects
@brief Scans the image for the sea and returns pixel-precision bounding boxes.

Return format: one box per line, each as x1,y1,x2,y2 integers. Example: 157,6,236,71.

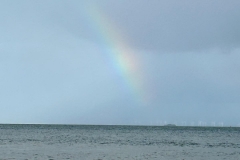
0,124,239,160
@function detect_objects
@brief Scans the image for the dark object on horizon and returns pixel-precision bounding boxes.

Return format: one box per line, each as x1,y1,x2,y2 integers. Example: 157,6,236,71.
164,124,177,126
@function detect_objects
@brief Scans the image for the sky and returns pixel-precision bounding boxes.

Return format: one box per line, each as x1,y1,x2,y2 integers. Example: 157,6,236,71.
1,0,240,126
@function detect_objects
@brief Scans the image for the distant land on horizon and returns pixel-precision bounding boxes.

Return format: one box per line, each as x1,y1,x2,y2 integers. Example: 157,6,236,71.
0,123,239,128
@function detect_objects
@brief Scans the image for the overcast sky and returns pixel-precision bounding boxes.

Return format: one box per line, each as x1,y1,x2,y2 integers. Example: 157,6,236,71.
1,0,240,126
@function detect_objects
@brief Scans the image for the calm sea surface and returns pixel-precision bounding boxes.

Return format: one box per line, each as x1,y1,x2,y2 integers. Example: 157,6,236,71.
0,124,239,160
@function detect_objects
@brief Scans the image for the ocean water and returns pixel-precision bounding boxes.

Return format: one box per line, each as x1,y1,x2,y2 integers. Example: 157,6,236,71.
0,124,239,160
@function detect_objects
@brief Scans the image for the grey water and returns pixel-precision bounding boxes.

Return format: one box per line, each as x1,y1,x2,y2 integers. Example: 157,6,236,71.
0,124,240,160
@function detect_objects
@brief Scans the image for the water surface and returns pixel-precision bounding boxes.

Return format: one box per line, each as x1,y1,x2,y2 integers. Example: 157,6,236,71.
0,124,239,160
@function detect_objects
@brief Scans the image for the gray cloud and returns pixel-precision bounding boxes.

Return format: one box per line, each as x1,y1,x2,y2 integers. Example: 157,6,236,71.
96,0,240,52
2,0,239,52
0,1,240,125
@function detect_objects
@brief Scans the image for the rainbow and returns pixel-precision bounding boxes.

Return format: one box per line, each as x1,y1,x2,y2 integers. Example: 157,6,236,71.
85,3,149,105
